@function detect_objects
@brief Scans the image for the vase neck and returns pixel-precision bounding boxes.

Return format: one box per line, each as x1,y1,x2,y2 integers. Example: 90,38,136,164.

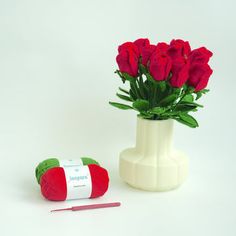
135,118,174,159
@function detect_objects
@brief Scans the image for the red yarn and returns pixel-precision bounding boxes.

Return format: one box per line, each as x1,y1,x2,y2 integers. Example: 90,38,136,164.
40,164,109,201
89,164,109,198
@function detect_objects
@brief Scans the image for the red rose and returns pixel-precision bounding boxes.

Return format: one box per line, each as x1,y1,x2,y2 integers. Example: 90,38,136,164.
187,63,213,91
134,38,156,66
118,42,139,56
167,39,191,60
149,50,172,81
170,58,190,88
166,40,191,87
116,42,139,77
133,38,150,49
156,42,169,53
189,47,213,64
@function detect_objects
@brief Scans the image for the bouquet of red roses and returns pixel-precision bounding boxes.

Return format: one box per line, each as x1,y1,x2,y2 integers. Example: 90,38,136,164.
109,38,213,128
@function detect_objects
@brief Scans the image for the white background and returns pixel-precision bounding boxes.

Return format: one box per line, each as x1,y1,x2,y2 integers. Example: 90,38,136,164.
0,0,235,235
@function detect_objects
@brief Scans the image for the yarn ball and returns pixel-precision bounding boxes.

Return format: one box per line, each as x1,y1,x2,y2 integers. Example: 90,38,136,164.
40,164,109,201
35,157,99,184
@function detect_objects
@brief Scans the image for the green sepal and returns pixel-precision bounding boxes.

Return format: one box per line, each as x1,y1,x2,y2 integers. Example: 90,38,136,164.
122,73,136,83
186,86,195,94
196,92,203,100
173,88,181,96
145,73,155,83
115,70,125,83
139,64,148,74
158,81,166,92
202,89,210,94
195,89,210,100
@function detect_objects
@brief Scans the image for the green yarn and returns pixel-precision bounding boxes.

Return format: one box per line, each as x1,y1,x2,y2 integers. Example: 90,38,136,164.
35,157,99,184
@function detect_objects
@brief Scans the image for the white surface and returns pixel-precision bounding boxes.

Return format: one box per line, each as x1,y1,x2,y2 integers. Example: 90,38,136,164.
0,0,235,235
120,118,188,191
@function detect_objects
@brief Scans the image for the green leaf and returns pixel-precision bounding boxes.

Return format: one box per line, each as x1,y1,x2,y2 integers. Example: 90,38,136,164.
119,87,129,95
109,102,133,110
160,111,179,117
179,101,203,108
175,113,199,128
150,107,166,115
122,73,136,83
158,94,178,107
138,112,154,119
116,93,132,102
174,104,197,112
133,99,149,111
182,94,194,103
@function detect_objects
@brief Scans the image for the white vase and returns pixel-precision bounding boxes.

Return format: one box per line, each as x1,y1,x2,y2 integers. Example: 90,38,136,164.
119,117,188,191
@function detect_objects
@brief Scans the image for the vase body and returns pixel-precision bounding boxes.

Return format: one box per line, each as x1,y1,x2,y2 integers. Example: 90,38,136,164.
119,117,188,191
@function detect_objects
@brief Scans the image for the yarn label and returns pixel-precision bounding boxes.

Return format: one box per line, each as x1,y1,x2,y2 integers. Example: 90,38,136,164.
63,165,92,200
59,159,83,168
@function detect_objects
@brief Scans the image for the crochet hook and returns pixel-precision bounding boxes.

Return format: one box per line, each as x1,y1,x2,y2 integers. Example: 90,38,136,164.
51,202,121,212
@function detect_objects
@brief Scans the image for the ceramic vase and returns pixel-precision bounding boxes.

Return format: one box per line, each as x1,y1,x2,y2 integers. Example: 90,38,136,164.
119,117,188,191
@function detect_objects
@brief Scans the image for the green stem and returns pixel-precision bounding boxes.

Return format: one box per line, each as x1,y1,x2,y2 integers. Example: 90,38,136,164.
148,80,153,106
163,88,186,114
138,74,145,99
171,88,189,112
130,81,140,99
153,83,158,107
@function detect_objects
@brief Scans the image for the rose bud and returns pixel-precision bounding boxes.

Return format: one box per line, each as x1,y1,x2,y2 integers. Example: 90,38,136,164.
167,39,191,60
187,63,213,91
116,42,139,77
149,50,172,81
134,38,156,66
189,47,213,64
170,58,190,88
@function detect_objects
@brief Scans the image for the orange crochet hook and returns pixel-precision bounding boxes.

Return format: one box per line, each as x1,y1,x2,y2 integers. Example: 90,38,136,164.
51,202,121,212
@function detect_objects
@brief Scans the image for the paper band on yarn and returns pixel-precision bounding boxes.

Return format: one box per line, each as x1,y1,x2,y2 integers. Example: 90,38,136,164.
63,165,92,200
59,159,83,168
